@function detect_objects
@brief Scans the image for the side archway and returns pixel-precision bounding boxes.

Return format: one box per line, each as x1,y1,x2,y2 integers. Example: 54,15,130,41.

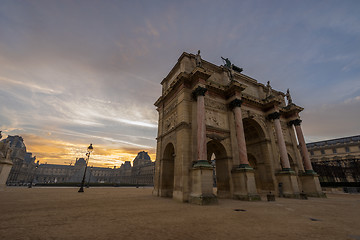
159,143,175,197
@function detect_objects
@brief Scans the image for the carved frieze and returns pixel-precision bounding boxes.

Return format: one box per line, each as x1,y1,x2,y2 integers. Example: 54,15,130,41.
205,98,227,111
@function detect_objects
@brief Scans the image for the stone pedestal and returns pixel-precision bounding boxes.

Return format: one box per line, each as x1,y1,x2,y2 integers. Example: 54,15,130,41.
232,167,261,201
276,170,300,198
189,161,218,205
300,172,326,198
0,159,12,191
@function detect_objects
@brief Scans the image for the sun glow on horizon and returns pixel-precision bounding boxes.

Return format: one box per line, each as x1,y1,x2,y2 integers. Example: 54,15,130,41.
20,134,156,168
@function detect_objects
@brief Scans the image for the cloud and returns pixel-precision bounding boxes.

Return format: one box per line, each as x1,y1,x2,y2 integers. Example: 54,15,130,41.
301,100,360,142
145,20,159,37
0,76,62,94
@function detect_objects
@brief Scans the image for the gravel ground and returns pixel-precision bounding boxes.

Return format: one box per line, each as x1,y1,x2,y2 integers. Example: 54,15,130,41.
1,187,360,240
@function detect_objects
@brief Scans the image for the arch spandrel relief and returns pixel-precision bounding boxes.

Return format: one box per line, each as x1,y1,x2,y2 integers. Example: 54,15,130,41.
164,113,177,133
205,110,228,129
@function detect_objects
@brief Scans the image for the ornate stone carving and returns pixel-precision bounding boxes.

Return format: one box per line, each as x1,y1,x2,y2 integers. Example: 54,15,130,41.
267,112,281,120
205,98,227,111
192,86,207,100
229,98,243,110
265,81,272,98
207,133,227,141
205,110,226,128
286,88,293,105
195,50,202,67
164,112,177,132
288,119,302,126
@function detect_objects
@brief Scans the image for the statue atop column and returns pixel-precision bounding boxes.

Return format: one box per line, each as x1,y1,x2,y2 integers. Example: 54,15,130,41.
221,56,233,81
221,57,232,69
195,50,202,67
285,88,293,105
265,81,273,98
221,56,243,82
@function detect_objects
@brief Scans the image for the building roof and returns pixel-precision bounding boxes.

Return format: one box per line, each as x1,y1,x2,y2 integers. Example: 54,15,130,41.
306,135,360,148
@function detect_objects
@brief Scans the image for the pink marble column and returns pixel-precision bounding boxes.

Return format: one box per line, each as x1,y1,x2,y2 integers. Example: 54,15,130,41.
291,119,313,171
230,99,250,167
269,112,291,170
193,86,208,161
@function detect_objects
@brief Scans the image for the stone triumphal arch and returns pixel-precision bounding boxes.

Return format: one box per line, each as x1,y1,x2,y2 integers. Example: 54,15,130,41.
153,51,324,204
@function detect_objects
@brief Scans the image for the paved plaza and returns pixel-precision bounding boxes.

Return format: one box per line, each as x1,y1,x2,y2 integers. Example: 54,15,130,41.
1,187,360,240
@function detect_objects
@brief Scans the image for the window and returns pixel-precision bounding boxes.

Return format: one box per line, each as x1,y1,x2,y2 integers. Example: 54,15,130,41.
332,148,337,154
345,147,350,153
321,149,325,154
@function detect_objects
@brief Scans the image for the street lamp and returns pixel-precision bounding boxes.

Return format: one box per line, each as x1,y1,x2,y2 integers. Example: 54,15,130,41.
78,144,93,193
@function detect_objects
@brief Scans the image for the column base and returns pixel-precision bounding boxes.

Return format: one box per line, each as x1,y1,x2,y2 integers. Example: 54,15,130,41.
193,160,212,168
190,160,218,205
299,172,327,198
189,193,218,205
152,188,159,197
232,167,260,201
276,170,300,198
159,188,173,198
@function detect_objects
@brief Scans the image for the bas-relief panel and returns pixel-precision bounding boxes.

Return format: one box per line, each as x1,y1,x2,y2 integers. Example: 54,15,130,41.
164,112,177,133
205,110,228,129
204,98,228,129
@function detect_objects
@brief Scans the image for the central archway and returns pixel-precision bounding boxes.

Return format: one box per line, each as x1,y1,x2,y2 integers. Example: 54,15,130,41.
207,140,231,198
243,118,274,192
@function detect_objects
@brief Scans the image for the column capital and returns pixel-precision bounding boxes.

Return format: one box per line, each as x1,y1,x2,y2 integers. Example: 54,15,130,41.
192,86,207,100
288,119,302,126
229,98,243,110
267,111,281,120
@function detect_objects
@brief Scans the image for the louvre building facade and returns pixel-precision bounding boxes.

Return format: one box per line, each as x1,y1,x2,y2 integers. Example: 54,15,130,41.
307,135,360,183
3,135,154,186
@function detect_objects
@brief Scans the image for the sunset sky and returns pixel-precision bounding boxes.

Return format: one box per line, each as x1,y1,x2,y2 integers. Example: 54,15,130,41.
1,0,359,167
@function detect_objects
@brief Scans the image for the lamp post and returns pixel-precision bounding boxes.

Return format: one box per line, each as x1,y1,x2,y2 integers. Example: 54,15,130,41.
78,144,93,193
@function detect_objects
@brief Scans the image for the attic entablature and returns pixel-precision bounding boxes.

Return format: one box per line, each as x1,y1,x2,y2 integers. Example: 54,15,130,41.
190,67,211,82
156,51,304,112
262,96,283,111
281,104,304,119
225,80,247,97
241,93,264,107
